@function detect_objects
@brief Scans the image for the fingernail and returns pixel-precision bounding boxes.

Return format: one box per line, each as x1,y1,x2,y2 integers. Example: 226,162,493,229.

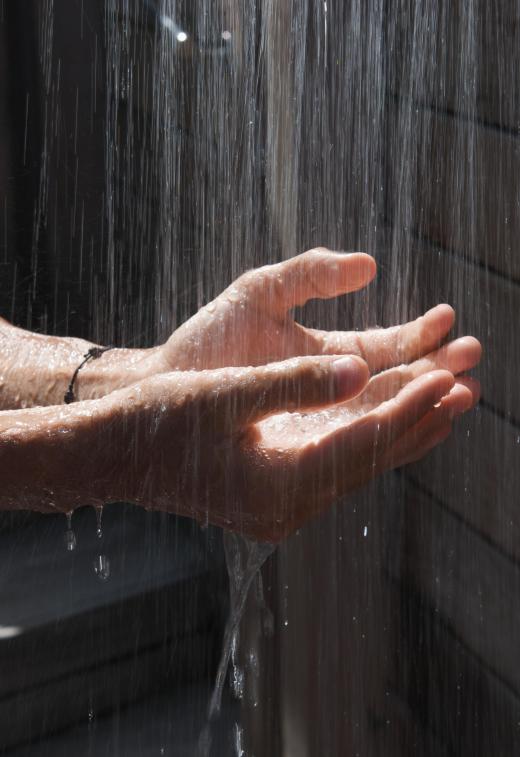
332,356,368,398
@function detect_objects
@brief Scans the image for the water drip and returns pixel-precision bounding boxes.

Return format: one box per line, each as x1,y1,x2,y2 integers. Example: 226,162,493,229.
95,505,103,539
198,531,275,756
93,554,110,582
64,510,76,552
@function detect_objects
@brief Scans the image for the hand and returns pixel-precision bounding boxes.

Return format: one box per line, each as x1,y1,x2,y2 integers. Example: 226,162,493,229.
0,333,479,540
257,335,481,510
117,347,478,543
159,248,460,374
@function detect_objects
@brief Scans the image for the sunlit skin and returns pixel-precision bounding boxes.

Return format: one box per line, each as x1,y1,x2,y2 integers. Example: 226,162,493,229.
0,249,481,541
160,249,463,372
116,359,476,542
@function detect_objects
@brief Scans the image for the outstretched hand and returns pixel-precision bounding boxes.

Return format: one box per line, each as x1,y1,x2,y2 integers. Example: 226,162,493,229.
123,247,481,540
0,248,481,540
160,248,461,375
119,343,479,542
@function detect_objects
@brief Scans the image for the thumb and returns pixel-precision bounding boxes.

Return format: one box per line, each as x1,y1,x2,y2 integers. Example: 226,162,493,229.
223,355,369,426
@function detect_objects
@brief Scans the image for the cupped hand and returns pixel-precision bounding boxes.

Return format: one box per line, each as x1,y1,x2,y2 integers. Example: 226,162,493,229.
119,345,479,543
159,248,459,374
257,335,481,510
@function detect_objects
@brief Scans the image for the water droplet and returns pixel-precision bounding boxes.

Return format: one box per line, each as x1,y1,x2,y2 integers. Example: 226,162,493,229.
94,554,110,581
64,511,76,551
231,662,244,699
64,529,77,551
234,722,245,756
95,505,103,539
363,526,368,537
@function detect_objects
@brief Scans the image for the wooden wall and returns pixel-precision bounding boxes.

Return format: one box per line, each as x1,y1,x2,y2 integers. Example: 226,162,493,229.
376,2,520,754
249,3,520,756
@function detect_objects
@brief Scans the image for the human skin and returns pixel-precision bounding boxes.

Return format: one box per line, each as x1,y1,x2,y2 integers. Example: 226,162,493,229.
0,249,481,541
1,249,474,406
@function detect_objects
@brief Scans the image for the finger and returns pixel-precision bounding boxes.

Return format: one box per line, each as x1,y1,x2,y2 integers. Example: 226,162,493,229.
358,336,482,406
381,383,472,464
212,354,370,426
310,304,456,372
384,423,453,470
304,370,455,480
290,371,454,514
454,375,481,405
398,336,481,380
373,379,477,472
244,249,376,314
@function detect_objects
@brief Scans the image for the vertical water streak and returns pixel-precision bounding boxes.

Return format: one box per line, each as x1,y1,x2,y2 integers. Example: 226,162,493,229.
198,531,274,756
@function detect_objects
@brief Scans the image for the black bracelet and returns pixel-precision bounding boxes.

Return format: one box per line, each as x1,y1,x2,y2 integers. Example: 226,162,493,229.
64,346,113,404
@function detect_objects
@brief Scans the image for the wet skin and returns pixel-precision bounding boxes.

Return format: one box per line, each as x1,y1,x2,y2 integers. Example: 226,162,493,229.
0,249,481,541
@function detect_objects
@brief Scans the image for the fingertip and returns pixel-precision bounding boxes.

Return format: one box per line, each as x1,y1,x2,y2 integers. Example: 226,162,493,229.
422,304,456,338
343,252,377,287
429,303,456,322
332,355,370,400
318,250,376,290
457,335,482,362
454,375,481,406
426,368,456,395
448,383,475,413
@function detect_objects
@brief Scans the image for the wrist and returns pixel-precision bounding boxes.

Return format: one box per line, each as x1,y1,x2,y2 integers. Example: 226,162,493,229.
72,345,165,401
0,393,125,511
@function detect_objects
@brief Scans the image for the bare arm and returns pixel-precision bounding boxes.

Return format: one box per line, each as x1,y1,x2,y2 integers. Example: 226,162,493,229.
0,394,124,512
0,317,165,409
0,356,370,525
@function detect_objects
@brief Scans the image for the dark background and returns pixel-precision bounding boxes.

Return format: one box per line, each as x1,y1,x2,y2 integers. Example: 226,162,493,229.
1,1,520,756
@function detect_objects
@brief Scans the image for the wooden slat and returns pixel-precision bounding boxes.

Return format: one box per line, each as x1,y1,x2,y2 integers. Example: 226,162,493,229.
406,405,520,564
404,239,520,422
396,577,520,756
368,692,449,757
390,484,520,695
0,574,218,699
0,631,213,752
389,1,520,130
386,107,520,280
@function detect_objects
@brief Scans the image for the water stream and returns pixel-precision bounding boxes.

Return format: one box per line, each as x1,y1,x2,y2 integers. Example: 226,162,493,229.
2,0,519,754
198,532,275,757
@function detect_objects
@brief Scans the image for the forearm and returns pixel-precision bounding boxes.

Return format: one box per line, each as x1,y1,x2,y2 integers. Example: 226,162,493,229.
0,317,164,409
0,393,129,512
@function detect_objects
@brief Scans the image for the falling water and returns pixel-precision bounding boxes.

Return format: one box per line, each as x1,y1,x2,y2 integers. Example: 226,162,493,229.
64,510,76,551
198,532,274,757
2,0,520,754
93,505,110,581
